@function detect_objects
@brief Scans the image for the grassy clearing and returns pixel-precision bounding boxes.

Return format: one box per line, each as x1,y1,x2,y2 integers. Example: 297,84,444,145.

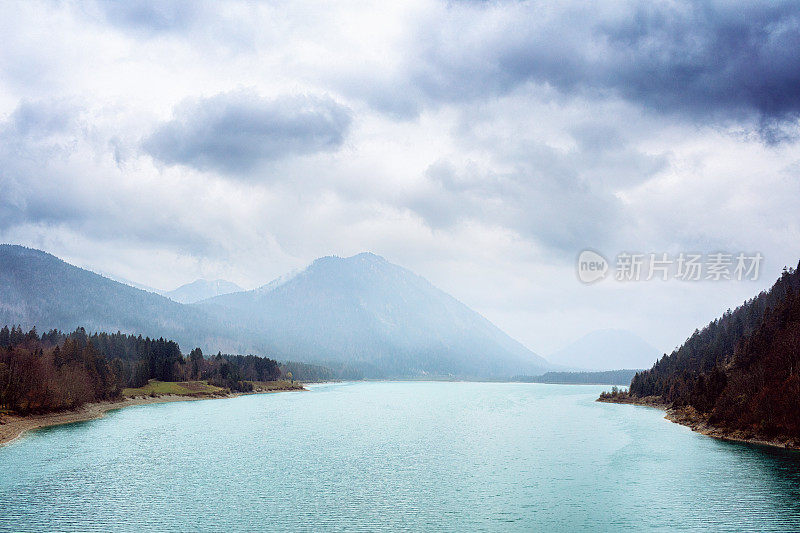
122,380,225,398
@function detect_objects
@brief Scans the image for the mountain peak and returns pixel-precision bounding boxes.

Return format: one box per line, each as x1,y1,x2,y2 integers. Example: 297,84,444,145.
164,278,244,304
350,251,386,262
198,251,550,378
311,252,387,267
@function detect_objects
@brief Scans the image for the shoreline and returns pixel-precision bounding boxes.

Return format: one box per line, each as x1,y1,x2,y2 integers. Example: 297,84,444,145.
0,386,305,448
598,396,800,451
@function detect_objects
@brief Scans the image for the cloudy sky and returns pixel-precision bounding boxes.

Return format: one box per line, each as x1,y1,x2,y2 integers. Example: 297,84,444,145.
1,0,799,356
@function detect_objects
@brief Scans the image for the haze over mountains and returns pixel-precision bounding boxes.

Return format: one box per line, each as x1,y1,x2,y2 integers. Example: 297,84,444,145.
548,329,661,371
198,252,551,377
164,279,244,304
0,244,251,354
0,245,550,378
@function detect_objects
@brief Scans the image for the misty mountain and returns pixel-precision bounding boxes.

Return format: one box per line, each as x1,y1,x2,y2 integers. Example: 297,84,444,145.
0,245,252,354
100,273,162,294
164,279,244,304
197,252,550,378
0,245,548,378
548,329,660,371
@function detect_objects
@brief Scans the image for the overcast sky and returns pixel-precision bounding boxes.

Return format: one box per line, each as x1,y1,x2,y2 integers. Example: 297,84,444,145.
1,0,799,355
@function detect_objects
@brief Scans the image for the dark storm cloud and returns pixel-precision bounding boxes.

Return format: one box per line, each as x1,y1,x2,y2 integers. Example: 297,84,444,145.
91,0,800,138
383,1,800,138
600,1,800,137
143,91,352,175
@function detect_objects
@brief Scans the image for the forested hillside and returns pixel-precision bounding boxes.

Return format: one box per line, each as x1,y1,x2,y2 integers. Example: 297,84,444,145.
0,245,255,354
0,326,283,414
622,262,800,439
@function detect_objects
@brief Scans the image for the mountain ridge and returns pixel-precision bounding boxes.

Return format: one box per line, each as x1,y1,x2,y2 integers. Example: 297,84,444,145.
198,251,550,378
0,244,549,378
164,278,244,304
0,244,252,354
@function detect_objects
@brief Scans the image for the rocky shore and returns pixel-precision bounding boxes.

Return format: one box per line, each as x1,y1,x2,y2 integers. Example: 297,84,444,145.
598,395,800,451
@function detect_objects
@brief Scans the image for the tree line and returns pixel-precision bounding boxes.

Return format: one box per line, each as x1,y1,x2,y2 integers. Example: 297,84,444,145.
0,326,282,414
621,261,800,439
519,369,640,386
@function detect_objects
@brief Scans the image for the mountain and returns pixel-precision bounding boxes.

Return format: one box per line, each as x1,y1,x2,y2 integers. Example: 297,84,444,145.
100,273,162,294
164,279,244,304
0,245,252,354
197,252,551,378
625,262,800,442
549,329,660,371
0,245,548,379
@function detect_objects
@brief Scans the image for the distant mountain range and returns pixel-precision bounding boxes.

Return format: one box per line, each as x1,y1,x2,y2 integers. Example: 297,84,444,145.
548,329,661,371
164,279,244,304
0,245,550,378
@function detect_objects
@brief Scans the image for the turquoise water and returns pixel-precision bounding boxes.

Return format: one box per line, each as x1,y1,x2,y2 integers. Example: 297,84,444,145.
2,381,800,532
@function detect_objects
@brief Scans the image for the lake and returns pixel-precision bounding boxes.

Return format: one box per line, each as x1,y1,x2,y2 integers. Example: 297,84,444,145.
2,381,800,531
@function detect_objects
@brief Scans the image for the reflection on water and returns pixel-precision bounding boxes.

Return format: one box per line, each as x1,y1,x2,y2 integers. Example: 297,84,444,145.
713,438,800,509
1,382,799,532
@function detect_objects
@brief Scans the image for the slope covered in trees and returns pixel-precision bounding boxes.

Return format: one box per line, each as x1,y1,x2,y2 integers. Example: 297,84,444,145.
0,245,255,355
623,262,800,441
0,326,283,414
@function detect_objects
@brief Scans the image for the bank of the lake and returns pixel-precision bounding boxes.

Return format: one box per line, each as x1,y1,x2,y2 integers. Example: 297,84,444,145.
0,381,304,447
598,395,800,451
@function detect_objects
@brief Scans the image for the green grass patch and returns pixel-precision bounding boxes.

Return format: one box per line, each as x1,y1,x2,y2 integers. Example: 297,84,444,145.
122,380,225,397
